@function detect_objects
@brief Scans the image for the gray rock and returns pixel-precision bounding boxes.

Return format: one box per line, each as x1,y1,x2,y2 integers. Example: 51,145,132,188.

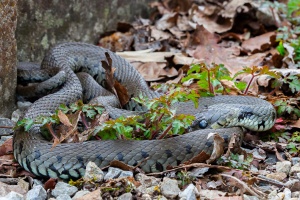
51,182,78,197
179,184,199,200
32,179,43,187
189,167,209,177
117,192,133,200
141,194,152,200
155,196,167,200
72,190,90,199
135,173,160,188
0,118,14,136
276,161,291,175
11,109,24,123
17,101,32,111
292,157,300,165
268,190,278,200
0,135,13,146
83,161,104,182
118,170,133,179
291,191,300,198
56,194,72,200
290,163,300,176
160,177,180,199
266,172,287,181
0,191,24,200
265,154,277,165
243,195,259,200
16,0,152,62
26,185,47,200
283,188,291,200
104,167,122,180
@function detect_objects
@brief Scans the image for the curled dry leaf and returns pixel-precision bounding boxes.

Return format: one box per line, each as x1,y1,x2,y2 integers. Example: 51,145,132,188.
206,132,225,164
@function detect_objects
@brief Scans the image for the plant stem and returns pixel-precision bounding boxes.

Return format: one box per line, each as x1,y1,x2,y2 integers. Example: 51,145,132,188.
158,123,172,139
46,123,59,140
244,74,256,95
80,112,90,129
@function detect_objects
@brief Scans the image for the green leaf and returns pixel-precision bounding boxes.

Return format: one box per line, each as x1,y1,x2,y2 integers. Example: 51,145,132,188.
234,81,247,91
287,75,300,93
277,106,286,116
276,40,285,56
85,109,97,119
24,119,34,131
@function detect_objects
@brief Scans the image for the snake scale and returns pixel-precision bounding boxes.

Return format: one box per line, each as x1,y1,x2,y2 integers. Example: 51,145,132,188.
14,42,276,180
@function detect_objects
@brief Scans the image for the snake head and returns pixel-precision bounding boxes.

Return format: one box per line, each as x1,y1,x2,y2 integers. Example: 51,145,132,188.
189,105,241,131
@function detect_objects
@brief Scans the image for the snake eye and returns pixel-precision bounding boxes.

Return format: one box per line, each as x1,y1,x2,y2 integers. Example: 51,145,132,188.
199,120,208,129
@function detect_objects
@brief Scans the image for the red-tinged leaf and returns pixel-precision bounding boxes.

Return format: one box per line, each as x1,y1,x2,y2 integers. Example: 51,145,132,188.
44,178,57,190
276,118,284,123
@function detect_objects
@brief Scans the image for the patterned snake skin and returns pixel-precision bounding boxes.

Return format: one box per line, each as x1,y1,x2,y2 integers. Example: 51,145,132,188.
14,42,276,180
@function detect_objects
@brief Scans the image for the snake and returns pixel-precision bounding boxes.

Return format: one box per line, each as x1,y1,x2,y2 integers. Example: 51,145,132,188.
14,42,276,180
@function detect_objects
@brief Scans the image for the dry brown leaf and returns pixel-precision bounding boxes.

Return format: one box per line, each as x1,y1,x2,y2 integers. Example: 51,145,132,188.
190,25,220,46
151,26,172,40
155,12,178,31
241,32,276,53
0,138,13,156
114,81,129,107
110,160,135,172
183,151,211,165
57,110,72,127
291,118,300,128
191,5,233,33
134,62,178,81
219,80,243,95
206,133,225,164
99,32,133,52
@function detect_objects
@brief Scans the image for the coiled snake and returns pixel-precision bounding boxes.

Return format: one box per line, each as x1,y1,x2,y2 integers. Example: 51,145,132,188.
14,42,276,180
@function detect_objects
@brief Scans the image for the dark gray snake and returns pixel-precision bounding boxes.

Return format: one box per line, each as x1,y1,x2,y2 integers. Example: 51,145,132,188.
14,42,276,180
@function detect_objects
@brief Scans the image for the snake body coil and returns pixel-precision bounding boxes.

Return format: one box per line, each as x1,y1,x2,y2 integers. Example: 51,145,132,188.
14,43,276,180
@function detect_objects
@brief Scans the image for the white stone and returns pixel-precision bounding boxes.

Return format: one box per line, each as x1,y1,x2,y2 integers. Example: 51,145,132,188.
276,161,291,175
160,177,180,199
26,185,47,200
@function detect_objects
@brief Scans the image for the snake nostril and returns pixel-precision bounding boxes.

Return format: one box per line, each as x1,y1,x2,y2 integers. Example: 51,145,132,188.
199,120,208,129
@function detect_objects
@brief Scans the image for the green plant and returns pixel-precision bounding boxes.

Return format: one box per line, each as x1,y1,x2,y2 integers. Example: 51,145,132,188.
233,66,281,94
177,170,195,188
287,131,300,154
275,0,300,65
94,89,199,140
181,63,233,96
274,98,300,118
217,153,253,170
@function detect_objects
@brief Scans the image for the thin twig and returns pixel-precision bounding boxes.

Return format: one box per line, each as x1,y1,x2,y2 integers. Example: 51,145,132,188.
147,163,232,176
158,123,172,139
0,126,13,129
220,173,264,198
